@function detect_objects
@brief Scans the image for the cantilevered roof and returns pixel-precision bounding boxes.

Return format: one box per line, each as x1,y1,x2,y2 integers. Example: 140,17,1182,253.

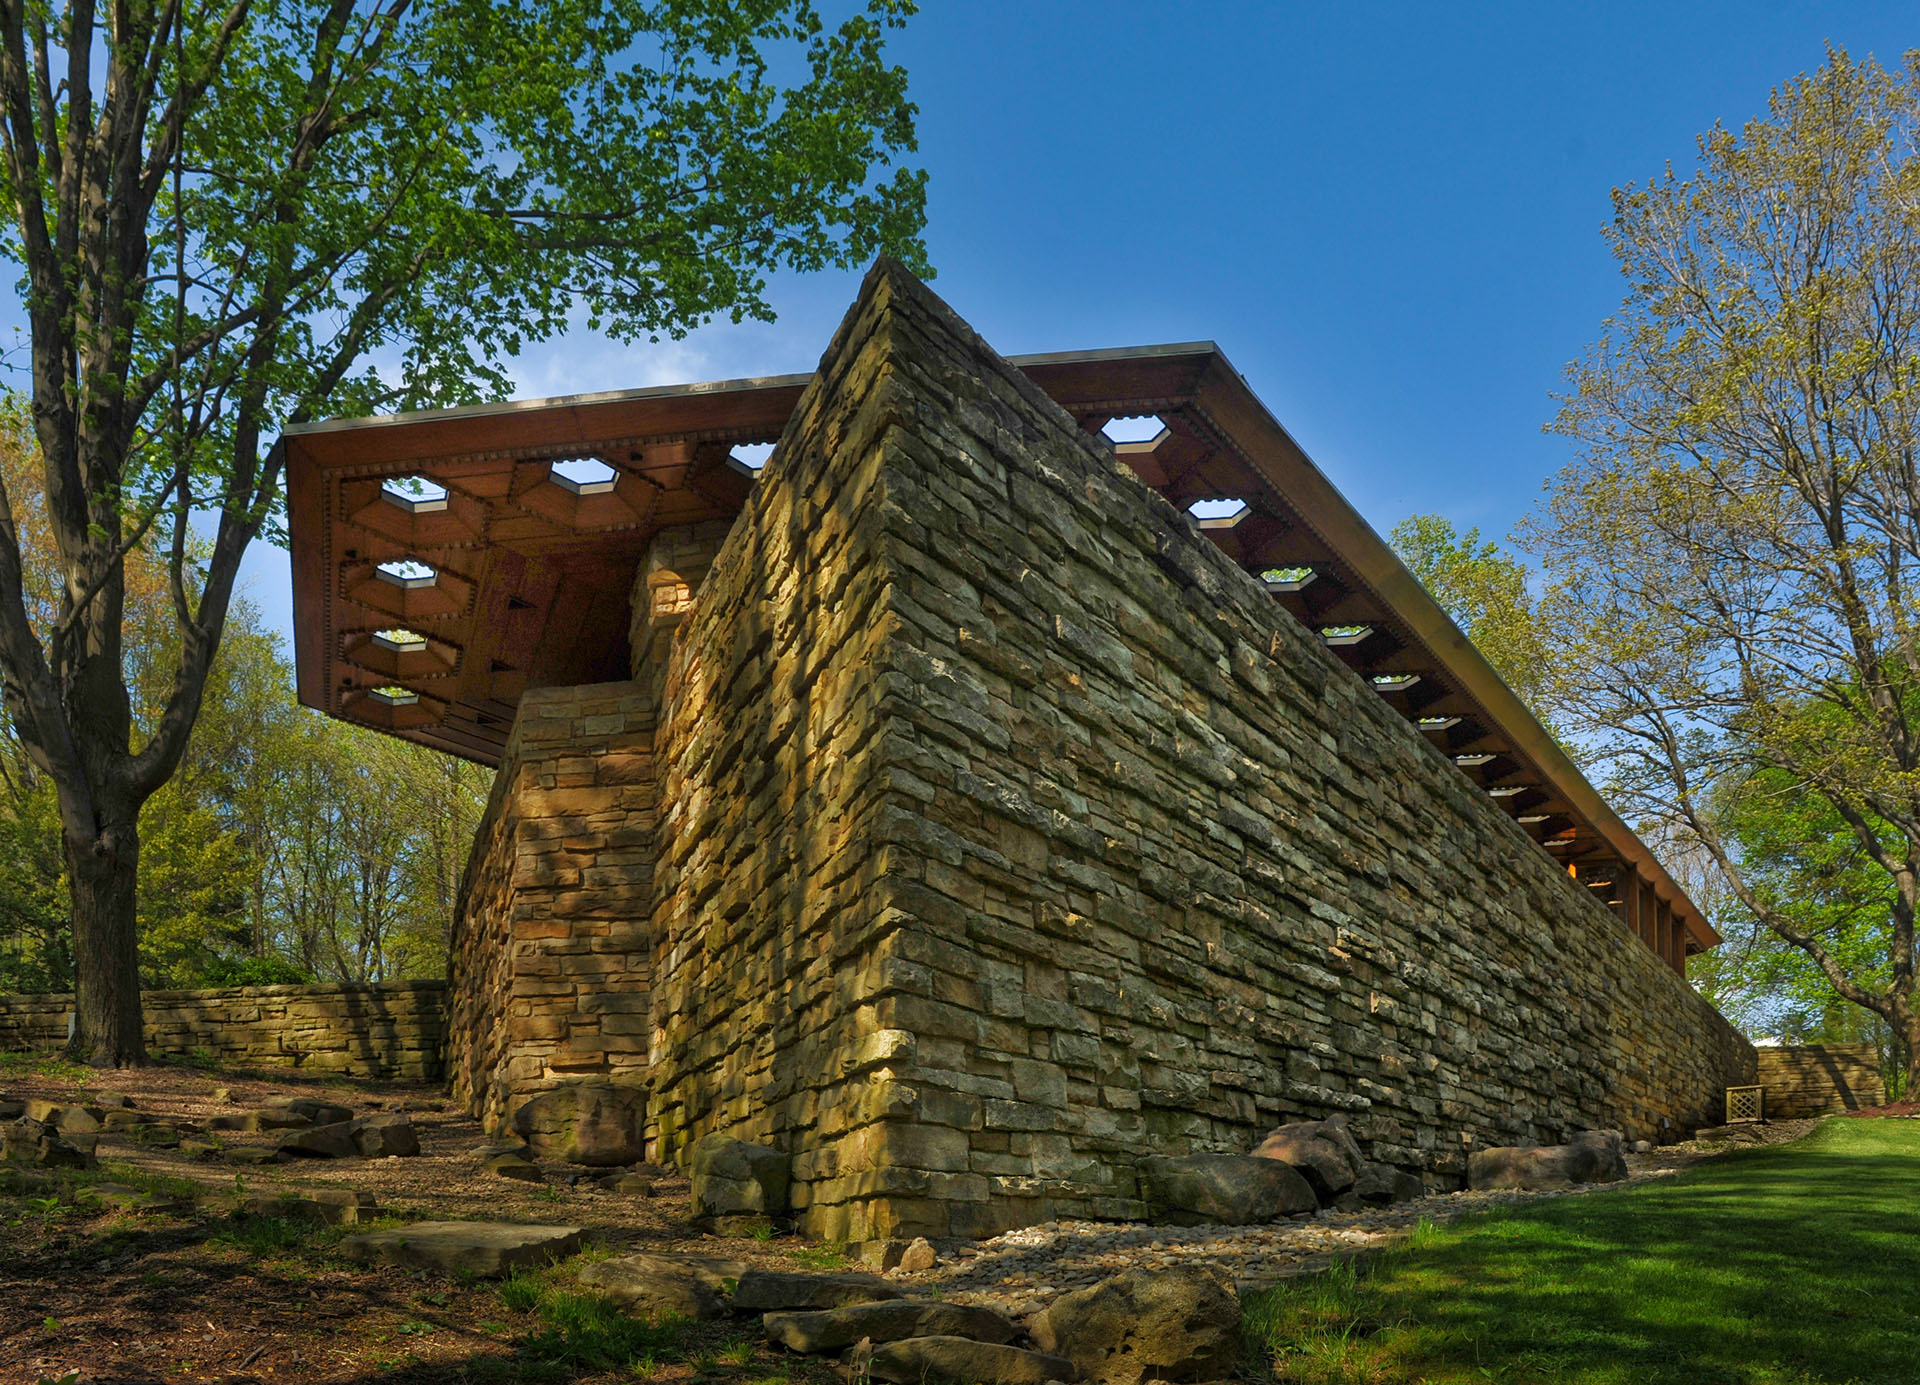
282,343,1718,959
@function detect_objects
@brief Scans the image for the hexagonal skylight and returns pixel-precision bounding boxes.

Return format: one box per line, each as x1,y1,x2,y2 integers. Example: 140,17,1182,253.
731,443,775,471
372,628,428,653
369,685,418,706
381,476,448,514
548,456,619,496
1188,498,1248,522
375,559,436,589
1101,414,1165,444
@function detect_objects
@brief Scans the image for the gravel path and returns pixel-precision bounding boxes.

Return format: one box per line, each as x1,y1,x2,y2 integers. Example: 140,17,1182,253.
888,1119,1825,1318
6,1061,1825,1321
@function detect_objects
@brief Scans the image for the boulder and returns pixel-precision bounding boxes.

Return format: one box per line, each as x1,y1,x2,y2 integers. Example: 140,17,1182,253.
510,1082,647,1167
1350,1162,1425,1206
264,1097,355,1127
209,1109,312,1134
487,1153,543,1182
864,1337,1077,1385
241,1188,378,1225
351,1113,420,1158
1468,1131,1629,1191
689,1134,790,1217
732,1268,904,1313
0,1099,22,1120
224,1144,286,1166
469,1141,532,1162
1250,1114,1366,1202
1031,1265,1241,1385
576,1253,745,1321
899,1236,938,1273
765,1300,1019,1354
1140,1154,1317,1225
53,1106,104,1135
1,1117,96,1170
279,1121,359,1159
101,1108,143,1131
607,1174,655,1196
180,1136,225,1162
90,1092,135,1109
339,1221,582,1277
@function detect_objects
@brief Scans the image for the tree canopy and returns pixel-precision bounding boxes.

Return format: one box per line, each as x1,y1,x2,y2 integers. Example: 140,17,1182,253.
0,0,928,1062
1527,47,1920,1090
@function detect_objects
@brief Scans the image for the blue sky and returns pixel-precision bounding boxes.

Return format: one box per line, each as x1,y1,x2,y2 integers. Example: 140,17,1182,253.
238,2,1920,639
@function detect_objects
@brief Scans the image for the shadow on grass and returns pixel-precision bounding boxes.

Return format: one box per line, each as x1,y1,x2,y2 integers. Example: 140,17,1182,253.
1244,1118,1920,1385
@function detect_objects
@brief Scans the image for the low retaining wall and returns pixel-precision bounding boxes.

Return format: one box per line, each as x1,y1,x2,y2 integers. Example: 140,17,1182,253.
1756,1043,1885,1117
0,981,447,1081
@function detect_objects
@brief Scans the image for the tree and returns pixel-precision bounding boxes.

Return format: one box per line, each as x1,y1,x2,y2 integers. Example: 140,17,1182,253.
0,0,928,1064
1527,48,1920,1091
1389,515,1556,718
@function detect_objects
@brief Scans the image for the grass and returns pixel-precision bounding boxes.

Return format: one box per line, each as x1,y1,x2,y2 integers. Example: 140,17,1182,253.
494,1269,694,1375
1242,1118,1920,1385
0,1049,92,1086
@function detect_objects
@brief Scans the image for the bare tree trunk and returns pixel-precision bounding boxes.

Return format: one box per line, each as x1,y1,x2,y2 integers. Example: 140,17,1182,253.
64,808,145,1067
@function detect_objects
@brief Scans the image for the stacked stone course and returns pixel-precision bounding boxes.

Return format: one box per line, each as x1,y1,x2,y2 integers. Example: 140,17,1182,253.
448,683,656,1132
450,262,1758,1247
0,981,444,1078
1754,1043,1884,1117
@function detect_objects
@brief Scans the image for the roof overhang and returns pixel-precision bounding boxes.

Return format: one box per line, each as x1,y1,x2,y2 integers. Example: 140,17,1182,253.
283,344,1719,954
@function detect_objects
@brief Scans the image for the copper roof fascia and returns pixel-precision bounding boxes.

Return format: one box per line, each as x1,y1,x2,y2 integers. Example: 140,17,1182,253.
1180,348,1719,951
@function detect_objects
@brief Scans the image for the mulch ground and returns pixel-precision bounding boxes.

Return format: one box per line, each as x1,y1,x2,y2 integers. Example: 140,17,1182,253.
0,1056,841,1385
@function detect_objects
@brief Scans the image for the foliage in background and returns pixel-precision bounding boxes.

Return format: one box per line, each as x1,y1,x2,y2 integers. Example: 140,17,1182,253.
1521,49,1920,1092
0,592,488,992
1389,514,1556,717
0,0,927,1064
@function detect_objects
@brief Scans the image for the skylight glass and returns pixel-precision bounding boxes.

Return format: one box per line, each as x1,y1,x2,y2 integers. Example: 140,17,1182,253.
369,685,418,706
1188,498,1247,522
1416,714,1460,730
1320,624,1373,647
1454,752,1495,767
375,559,436,589
731,442,775,471
1370,673,1421,691
381,476,448,514
548,456,618,496
1261,566,1315,592
1487,785,1527,797
372,628,428,653
1101,414,1164,444
1516,813,1549,824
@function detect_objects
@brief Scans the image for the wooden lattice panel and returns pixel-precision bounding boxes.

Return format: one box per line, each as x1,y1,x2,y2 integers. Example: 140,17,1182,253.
1725,1085,1765,1123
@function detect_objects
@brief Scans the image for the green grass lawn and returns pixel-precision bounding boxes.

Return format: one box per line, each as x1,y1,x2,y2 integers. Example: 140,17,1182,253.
1243,1118,1920,1385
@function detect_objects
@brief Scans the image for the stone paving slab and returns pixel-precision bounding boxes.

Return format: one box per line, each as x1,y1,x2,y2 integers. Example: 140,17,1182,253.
338,1220,582,1276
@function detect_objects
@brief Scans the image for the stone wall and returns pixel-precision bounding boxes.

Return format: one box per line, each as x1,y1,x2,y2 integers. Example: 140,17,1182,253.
1756,1044,1884,1117
448,683,656,1131
638,263,1755,1245
0,982,444,1079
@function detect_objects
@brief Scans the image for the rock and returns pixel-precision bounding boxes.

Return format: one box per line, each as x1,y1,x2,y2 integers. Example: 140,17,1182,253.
242,1188,378,1225
1250,1114,1367,1202
732,1269,904,1312
510,1082,647,1167
1350,1162,1425,1205
469,1141,533,1161
180,1136,225,1162
2,1118,96,1170
1630,1139,1654,1154
132,1123,182,1149
90,1092,135,1109
713,1213,780,1237
1140,1154,1318,1225
689,1134,790,1217
0,1099,22,1120
765,1300,1019,1354
487,1153,543,1182
263,1097,355,1127
279,1121,359,1159
1468,1132,1629,1190
607,1174,654,1196
577,1253,744,1321
1031,1265,1241,1385
339,1221,583,1277
350,1113,420,1158
864,1337,1077,1385
899,1236,938,1273
210,1087,233,1103
224,1144,286,1165
209,1109,312,1134
101,1108,142,1131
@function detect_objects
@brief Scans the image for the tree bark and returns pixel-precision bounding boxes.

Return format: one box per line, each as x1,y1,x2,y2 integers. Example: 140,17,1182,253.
63,807,145,1067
